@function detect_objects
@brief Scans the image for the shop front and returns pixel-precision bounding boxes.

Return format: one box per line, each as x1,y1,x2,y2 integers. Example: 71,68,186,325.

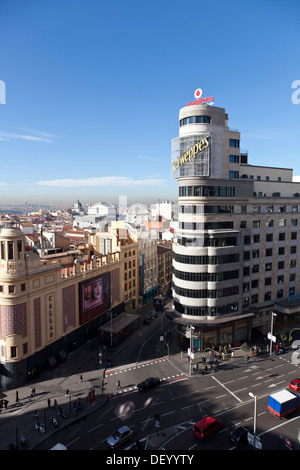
170,309,253,352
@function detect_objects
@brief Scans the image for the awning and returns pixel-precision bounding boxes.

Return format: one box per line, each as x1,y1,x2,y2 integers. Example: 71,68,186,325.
98,313,140,335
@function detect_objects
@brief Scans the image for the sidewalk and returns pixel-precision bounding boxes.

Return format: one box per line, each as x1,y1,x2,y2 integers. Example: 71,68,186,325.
0,302,158,450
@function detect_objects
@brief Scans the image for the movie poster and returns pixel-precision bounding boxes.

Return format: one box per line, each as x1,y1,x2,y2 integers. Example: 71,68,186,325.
79,272,110,324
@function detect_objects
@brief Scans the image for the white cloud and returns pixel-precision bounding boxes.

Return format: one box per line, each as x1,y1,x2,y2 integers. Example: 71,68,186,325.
0,130,56,143
36,176,166,187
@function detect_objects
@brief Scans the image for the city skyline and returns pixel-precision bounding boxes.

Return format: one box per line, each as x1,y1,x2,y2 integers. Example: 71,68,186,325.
0,0,299,204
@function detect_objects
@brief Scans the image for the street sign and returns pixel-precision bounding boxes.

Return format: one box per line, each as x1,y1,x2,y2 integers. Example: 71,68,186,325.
268,332,276,343
187,348,194,359
247,432,262,450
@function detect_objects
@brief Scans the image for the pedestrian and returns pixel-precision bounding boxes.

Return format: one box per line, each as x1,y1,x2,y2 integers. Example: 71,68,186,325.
15,390,20,405
65,388,69,398
3,399,8,409
117,379,121,389
79,373,83,382
54,399,57,408
47,398,51,410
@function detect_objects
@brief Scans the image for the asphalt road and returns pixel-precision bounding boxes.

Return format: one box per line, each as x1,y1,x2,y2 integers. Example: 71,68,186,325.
35,351,300,451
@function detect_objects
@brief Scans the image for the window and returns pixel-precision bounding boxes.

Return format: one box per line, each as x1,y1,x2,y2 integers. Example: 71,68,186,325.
229,170,239,179
229,154,239,163
266,219,273,227
277,290,284,299
21,283,26,291
10,346,17,358
17,240,22,258
291,246,297,254
278,247,285,255
266,234,273,242
265,277,272,285
253,220,260,228
278,261,285,269
264,292,271,301
8,241,13,260
0,241,4,259
279,232,285,241
0,285,3,293
230,139,240,148
266,248,272,257
265,263,272,271
9,285,15,294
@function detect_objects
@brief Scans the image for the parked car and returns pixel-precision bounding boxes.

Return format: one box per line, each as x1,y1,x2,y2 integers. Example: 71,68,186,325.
106,425,133,448
137,377,161,392
193,416,223,441
229,426,251,447
289,378,300,391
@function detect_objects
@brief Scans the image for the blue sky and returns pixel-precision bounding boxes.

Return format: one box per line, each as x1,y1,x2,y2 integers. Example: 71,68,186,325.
0,0,299,206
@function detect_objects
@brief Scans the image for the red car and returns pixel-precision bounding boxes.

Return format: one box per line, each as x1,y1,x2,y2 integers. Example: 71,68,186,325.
289,378,300,391
193,416,223,441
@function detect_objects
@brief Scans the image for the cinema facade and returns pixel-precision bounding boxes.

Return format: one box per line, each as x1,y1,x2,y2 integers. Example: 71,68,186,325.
170,90,300,351
0,223,139,389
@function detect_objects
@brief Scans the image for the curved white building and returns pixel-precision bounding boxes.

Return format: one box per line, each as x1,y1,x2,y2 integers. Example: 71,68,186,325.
171,93,300,351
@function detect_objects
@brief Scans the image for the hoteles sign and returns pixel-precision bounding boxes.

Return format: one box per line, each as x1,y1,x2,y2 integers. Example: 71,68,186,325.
186,88,214,106
172,135,210,175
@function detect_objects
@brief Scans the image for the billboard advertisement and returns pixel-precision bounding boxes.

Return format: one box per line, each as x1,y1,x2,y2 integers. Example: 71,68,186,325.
171,134,210,178
79,272,111,324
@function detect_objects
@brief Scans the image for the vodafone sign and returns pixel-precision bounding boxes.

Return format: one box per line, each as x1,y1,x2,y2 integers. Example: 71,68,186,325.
187,88,214,106
194,88,203,99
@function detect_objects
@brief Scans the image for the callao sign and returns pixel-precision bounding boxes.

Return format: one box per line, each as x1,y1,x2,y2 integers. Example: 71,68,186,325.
186,88,214,106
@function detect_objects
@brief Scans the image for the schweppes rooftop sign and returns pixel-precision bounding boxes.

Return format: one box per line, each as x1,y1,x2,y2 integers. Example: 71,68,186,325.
172,135,210,175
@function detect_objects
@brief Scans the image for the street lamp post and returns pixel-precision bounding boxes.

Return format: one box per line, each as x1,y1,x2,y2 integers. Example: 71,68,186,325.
270,312,277,356
189,325,195,376
249,392,257,448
